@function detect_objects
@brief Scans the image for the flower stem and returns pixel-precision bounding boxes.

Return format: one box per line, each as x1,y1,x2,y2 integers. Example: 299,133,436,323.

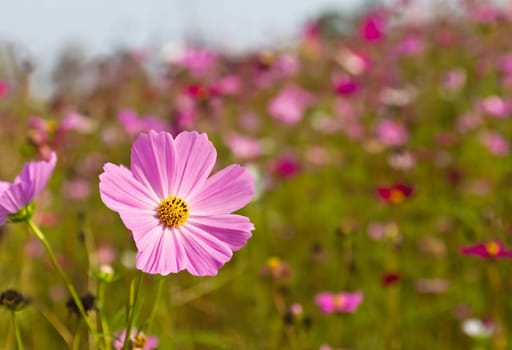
11,311,24,350
145,277,165,334
26,219,99,342
97,281,112,350
122,270,144,350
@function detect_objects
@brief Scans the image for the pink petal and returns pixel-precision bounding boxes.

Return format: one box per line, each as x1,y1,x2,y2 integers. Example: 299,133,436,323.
173,131,216,198
175,224,233,276
189,165,254,216
130,130,177,199
187,214,254,251
0,181,10,194
15,152,57,202
0,183,29,213
99,163,158,213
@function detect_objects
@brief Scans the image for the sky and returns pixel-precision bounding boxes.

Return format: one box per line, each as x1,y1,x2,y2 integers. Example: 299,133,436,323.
0,0,366,60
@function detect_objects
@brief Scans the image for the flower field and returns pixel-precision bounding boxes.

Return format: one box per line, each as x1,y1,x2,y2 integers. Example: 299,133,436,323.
1,1,512,349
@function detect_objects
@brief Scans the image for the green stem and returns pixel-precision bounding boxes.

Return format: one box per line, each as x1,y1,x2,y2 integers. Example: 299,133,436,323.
26,219,99,342
97,281,112,350
122,271,144,350
145,277,165,334
11,311,24,350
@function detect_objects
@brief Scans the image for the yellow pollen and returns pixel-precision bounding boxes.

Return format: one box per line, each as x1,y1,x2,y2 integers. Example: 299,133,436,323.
485,241,500,256
157,196,189,227
390,189,405,203
333,295,346,309
130,333,147,349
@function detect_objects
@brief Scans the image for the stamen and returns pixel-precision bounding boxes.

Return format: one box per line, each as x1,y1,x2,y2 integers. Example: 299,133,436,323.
157,196,189,227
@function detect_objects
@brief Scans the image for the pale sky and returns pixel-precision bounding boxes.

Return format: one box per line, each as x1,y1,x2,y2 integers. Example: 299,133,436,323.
0,0,365,60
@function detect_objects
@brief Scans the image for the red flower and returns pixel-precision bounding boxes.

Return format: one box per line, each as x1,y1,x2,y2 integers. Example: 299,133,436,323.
377,184,413,204
460,240,512,259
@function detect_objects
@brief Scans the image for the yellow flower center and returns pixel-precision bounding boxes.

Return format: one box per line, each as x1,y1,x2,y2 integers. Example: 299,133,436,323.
485,241,500,256
390,189,405,203
157,196,189,227
333,295,346,309
130,333,147,349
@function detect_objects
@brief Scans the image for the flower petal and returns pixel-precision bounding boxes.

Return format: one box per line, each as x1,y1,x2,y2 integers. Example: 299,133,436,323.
0,183,29,214
189,165,254,215
187,214,254,251
99,163,158,213
130,130,177,199
173,131,216,198
177,224,233,276
14,152,57,202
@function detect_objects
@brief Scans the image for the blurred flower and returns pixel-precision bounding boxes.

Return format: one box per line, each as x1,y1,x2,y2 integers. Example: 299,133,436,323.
62,179,91,200
0,289,31,311
462,318,494,339
381,272,400,286
117,109,166,136
268,86,313,125
0,152,57,224
315,291,363,314
95,245,117,265
367,221,400,241
0,79,9,98
375,119,408,147
442,68,466,92
377,184,413,204
396,34,424,56
336,48,370,75
113,329,159,350
271,154,301,180
261,256,291,280
99,130,255,276
172,47,217,77
388,150,415,170
415,278,449,294
460,240,512,259
478,96,510,118
66,292,95,315
225,133,263,161
334,75,360,96
480,131,509,156
359,10,386,42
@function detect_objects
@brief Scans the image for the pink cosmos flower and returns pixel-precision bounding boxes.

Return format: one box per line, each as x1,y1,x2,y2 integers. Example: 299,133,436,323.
113,329,159,350
375,119,408,147
460,240,512,259
225,133,263,161
359,10,386,42
0,79,9,98
478,96,510,118
315,291,363,314
480,131,509,156
99,130,255,276
118,109,167,136
268,86,313,125
334,75,360,96
0,153,57,225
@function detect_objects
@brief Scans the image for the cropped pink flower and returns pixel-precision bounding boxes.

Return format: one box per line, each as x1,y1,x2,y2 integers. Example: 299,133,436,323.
315,291,363,314
268,86,313,125
113,329,158,350
460,240,512,259
99,130,255,276
0,153,57,225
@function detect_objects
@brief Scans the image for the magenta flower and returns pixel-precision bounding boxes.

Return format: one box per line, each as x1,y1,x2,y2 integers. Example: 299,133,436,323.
315,291,363,314
375,119,408,147
268,86,313,125
460,240,512,259
99,130,255,276
113,329,159,350
0,153,57,225
118,109,167,136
